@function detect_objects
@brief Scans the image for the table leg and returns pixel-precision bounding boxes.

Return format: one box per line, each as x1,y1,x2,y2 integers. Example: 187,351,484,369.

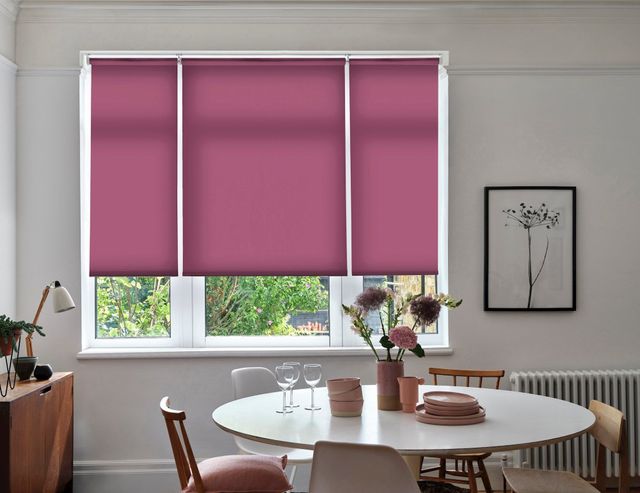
402,455,422,480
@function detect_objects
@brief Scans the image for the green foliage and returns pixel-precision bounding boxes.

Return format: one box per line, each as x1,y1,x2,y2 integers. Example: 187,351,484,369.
206,276,328,336
0,314,44,346
96,277,170,338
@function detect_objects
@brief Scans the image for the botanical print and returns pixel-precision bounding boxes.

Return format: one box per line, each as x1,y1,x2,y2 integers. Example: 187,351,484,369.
502,203,560,308
484,187,575,311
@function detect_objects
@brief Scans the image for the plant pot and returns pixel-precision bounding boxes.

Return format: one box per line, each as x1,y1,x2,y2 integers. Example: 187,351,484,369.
377,360,404,411
0,329,21,357
13,356,38,381
34,364,53,381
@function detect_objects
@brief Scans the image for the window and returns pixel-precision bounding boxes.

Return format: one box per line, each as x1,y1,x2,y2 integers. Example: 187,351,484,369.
80,52,449,352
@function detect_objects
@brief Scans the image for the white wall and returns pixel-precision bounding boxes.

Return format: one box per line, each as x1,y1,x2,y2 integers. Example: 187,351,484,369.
14,2,640,491
0,0,16,318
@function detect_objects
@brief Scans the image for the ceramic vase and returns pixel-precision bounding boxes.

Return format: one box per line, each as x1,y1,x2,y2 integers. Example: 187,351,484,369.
377,360,404,410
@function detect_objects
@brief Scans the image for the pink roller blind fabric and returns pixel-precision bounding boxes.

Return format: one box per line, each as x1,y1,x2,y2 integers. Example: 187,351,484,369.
350,59,439,275
90,59,178,276
182,60,347,276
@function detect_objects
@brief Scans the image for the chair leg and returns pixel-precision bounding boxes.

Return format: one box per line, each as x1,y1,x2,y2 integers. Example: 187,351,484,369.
438,458,446,479
466,460,478,493
288,465,297,490
477,458,493,493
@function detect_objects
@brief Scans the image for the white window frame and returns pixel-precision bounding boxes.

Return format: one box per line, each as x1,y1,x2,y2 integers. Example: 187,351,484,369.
80,51,449,352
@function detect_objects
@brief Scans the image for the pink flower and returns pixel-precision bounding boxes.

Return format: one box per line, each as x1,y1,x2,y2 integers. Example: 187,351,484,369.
267,320,273,326
389,325,418,350
256,307,263,314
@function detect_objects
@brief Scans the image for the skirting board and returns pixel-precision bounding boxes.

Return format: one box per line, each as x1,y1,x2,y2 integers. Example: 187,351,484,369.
73,455,512,493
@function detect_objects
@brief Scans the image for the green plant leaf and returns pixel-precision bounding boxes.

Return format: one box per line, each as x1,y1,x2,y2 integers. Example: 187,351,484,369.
379,335,395,349
410,343,425,358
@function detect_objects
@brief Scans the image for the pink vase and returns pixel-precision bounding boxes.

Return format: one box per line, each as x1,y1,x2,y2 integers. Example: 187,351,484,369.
377,361,404,410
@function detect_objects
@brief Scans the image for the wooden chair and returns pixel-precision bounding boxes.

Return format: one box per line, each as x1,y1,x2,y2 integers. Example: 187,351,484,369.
160,396,206,493
309,441,421,493
503,400,630,493
420,367,506,493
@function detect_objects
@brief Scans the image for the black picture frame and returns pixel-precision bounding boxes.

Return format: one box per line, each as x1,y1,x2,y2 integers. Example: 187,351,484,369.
484,186,576,311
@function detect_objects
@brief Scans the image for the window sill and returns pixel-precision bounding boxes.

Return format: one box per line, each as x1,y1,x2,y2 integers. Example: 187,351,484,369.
77,345,453,360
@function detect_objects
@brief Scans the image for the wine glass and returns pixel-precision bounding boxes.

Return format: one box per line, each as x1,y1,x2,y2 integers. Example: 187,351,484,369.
275,365,294,414
283,361,301,408
304,364,322,411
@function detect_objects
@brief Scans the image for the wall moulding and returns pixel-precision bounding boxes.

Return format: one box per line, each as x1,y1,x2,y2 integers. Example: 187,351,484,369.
14,1,640,24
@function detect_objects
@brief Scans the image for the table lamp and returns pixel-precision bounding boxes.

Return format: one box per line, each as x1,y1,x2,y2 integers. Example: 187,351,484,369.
27,281,76,357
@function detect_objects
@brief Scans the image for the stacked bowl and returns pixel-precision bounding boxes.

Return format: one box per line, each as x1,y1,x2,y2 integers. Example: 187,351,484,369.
327,378,363,417
415,391,486,425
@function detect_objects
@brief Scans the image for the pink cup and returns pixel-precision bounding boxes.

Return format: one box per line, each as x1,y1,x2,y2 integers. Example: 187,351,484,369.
329,386,363,402
398,376,425,413
327,377,360,394
329,399,364,417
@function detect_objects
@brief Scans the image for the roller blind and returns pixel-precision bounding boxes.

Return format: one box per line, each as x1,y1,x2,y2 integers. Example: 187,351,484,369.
90,59,178,276
349,59,439,275
182,59,347,276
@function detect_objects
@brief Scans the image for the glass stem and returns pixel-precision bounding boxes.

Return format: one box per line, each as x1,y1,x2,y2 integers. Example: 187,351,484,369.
282,389,286,413
311,386,315,408
289,387,294,405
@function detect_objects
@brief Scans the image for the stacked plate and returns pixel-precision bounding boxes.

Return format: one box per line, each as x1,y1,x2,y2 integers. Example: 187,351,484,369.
415,391,486,425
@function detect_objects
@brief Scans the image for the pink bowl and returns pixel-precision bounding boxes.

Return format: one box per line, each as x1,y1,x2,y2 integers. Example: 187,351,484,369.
327,377,361,393
329,399,364,417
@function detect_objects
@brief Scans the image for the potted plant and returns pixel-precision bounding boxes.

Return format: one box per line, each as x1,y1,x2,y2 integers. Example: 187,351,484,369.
343,287,461,410
0,315,44,380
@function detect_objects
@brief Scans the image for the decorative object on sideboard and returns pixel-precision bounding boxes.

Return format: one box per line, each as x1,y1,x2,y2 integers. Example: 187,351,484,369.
28,280,76,361
484,186,576,311
342,287,461,410
13,356,38,381
0,315,44,396
34,363,54,381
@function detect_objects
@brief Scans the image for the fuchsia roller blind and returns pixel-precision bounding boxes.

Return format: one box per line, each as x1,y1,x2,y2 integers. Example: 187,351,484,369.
90,59,178,276
350,59,439,275
182,60,347,276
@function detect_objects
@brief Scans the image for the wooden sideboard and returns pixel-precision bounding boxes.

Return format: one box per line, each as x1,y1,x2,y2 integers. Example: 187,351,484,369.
0,372,73,493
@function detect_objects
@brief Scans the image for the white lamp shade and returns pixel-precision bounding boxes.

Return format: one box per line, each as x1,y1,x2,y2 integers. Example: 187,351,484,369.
52,283,75,313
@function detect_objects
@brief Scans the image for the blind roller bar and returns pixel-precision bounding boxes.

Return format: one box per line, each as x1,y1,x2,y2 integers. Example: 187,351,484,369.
81,51,448,65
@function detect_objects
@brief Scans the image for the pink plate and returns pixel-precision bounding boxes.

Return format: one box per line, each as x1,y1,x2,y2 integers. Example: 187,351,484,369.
423,391,478,408
423,402,481,416
415,404,486,426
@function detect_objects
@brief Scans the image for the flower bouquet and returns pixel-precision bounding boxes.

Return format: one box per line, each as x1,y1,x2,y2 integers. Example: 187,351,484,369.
342,287,461,410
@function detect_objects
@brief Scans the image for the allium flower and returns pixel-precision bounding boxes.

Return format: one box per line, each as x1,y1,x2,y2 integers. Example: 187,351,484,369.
355,287,392,312
410,295,441,326
389,325,418,350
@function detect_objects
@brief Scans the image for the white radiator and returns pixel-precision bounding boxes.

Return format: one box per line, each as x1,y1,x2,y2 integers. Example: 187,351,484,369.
510,370,640,479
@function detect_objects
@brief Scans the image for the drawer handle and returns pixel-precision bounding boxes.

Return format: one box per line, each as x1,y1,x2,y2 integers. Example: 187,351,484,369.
40,386,52,395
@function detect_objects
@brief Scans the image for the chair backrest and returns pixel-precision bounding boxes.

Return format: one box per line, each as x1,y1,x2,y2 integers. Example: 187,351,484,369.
589,400,629,493
429,367,505,389
231,367,277,399
160,396,204,493
309,441,421,493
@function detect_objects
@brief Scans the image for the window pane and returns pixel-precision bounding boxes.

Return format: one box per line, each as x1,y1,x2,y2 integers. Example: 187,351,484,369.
96,277,171,338
205,276,329,336
363,275,438,334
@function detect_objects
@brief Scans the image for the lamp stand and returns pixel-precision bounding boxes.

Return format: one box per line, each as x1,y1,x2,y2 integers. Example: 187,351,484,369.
27,286,51,358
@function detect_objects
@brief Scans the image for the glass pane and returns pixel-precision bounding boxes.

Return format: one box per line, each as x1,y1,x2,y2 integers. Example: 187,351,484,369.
96,277,171,338
363,275,438,334
205,276,329,336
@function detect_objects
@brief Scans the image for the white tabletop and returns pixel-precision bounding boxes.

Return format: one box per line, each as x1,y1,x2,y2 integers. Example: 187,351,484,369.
212,385,595,455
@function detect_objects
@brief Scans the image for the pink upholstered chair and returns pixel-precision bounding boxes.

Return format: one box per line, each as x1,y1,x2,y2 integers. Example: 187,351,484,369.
160,396,292,493
309,441,421,493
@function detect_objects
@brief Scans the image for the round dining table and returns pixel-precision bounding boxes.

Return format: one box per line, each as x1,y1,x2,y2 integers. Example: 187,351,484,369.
212,384,594,475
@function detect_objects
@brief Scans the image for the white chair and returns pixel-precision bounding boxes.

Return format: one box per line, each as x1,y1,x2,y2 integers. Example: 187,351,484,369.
230,367,313,485
309,441,422,493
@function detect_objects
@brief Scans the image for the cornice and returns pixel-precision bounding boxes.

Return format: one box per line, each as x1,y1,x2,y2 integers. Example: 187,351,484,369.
0,0,19,21
15,0,640,24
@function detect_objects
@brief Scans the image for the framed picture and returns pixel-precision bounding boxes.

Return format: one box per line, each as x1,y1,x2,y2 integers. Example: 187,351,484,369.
484,186,576,311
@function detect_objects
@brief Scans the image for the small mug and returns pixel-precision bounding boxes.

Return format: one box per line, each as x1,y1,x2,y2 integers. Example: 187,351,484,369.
397,376,425,413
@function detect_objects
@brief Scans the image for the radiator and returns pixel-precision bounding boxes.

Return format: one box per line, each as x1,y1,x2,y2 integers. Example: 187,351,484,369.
510,370,640,479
